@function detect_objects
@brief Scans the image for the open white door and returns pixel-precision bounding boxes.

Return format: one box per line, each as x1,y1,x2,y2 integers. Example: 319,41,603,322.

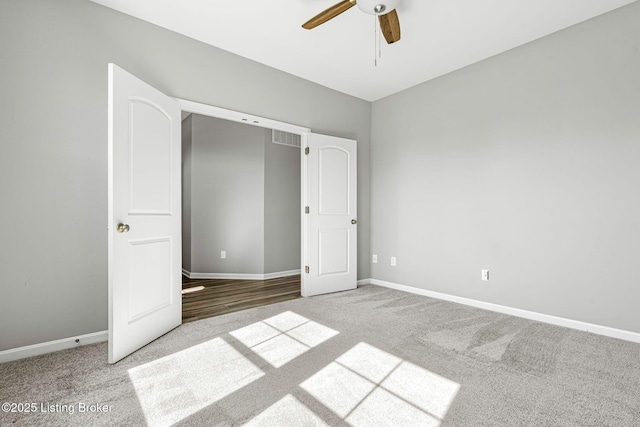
303,133,357,297
108,64,181,364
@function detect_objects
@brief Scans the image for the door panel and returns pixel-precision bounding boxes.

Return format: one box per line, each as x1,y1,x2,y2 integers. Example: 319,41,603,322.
129,99,173,214
319,229,350,276
304,133,357,297
108,63,181,364
319,147,349,214
128,237,173,322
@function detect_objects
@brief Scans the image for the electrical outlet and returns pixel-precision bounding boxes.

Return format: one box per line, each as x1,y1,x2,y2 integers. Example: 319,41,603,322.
482,269,489,281
372,254,378,264
221,250,227,259
391,257,397,267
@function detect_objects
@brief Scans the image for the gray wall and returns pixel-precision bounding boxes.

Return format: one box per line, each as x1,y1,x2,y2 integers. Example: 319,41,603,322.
264,132,302,273
370,2,640,333
188,115,265,275
0,0,371,351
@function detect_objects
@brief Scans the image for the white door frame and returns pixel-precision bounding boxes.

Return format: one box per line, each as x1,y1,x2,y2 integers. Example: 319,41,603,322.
175,99,313,296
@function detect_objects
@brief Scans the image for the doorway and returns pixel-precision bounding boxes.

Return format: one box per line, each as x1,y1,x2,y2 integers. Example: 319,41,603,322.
177,101,308,322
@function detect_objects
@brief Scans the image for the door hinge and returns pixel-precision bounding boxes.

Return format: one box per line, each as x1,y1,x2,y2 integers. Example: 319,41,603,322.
305,265,310,274
305,206,309,214
305,147,309,155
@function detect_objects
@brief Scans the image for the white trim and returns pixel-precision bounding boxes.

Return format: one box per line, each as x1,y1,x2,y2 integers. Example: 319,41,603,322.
367,279,640,344
301,131,310,297
0,331,108,364
182,269,301,281
175,98,311,135
264,269,302,280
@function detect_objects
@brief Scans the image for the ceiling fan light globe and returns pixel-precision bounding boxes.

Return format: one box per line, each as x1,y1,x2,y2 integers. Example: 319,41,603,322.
357,0,400,15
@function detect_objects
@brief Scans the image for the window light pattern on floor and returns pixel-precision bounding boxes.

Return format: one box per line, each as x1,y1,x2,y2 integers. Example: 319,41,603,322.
299,342,460,426
128,337,264,427
244,394,330,427
128,311,339,426
129,312,458,426
230,311,339,368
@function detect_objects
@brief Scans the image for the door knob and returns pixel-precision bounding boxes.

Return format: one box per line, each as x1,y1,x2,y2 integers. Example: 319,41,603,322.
117,223,130,233
351,219,357,224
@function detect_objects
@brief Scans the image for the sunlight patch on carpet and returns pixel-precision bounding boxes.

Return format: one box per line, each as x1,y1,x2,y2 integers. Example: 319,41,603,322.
244,394,330,427
230,311,339,368
347,388,440,427
302,362,376,418
128,337,264,427
301,342,460,426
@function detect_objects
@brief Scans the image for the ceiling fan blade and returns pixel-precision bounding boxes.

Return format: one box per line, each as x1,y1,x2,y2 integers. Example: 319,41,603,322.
302,0,356,30
378,9,401,44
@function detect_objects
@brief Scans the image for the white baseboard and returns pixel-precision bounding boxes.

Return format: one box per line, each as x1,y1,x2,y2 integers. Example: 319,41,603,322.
365,278,640,344
0,331,108,364
263,269,301,280
183,268,301,281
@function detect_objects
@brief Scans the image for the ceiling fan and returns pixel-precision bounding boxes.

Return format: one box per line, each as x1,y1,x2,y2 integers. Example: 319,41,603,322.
302,0,401,44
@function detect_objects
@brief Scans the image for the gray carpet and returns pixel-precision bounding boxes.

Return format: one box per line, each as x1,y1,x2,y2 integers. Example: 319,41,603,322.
1,284,639,426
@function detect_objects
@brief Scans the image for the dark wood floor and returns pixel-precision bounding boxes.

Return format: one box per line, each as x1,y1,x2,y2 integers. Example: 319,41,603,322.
181,275,302,323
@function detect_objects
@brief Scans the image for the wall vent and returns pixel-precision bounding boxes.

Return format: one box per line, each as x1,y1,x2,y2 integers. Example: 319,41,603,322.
272,130,301,148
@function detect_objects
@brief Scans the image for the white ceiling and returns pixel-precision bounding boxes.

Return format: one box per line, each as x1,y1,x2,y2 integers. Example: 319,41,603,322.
91,0,636,102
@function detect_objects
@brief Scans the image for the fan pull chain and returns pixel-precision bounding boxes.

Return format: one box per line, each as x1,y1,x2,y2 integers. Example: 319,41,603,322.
378,17,382,60
373,15,382,66
374,15,378,66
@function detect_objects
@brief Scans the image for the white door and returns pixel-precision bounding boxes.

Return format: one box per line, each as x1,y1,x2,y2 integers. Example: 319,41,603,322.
303,133,357,297
108,64,182,364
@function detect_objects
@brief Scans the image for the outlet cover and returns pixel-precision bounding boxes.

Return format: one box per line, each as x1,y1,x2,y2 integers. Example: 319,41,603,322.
391,257,397,267
221,250,227,259
482,269,489,281
372,254,378,263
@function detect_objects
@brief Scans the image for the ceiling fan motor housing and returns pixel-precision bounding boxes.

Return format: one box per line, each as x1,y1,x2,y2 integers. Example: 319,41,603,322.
357,0,400,15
